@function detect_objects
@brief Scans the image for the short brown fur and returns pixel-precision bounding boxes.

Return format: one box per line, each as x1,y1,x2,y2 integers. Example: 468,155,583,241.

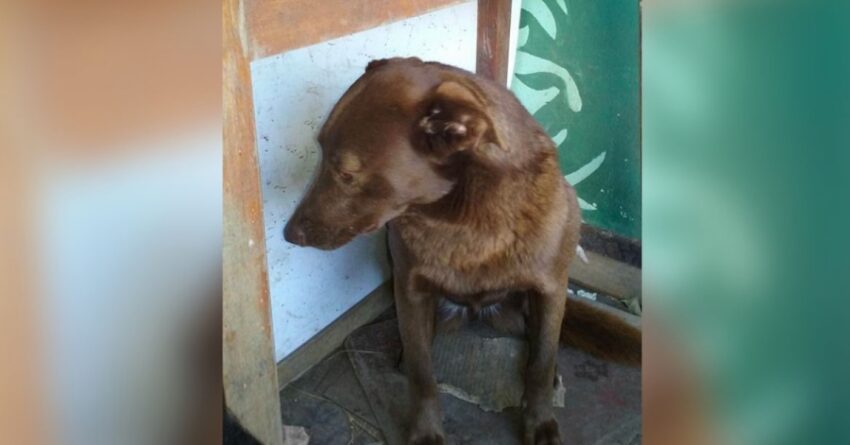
284,58,641,445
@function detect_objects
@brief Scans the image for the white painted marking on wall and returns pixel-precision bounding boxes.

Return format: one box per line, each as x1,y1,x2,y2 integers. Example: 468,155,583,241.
522,0,558,39
552,128,567,147
515,51,583,112
554,0,568,14
511,76,559,114
579,198,597,211
566,151,606,185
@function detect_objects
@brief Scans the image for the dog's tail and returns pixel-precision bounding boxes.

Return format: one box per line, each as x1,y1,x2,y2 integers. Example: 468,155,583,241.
560,296,641,366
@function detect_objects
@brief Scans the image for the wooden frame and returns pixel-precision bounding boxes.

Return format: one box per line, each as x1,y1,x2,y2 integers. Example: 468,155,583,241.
247,0,469,59
223,1,283,444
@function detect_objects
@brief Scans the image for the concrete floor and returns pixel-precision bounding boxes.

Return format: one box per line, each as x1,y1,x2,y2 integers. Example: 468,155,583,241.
279,297,641,445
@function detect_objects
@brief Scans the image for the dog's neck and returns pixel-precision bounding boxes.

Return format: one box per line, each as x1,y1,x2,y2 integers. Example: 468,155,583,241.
404,148,558,230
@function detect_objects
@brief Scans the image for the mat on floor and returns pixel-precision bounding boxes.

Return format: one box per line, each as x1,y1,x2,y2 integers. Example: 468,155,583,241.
345,318,641,445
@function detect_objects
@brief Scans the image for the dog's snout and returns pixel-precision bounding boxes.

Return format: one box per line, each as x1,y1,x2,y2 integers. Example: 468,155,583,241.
283,218,308,246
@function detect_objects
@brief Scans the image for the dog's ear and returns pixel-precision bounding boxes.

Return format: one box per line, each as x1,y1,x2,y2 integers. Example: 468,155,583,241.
418,80,494,157
365,59,390,72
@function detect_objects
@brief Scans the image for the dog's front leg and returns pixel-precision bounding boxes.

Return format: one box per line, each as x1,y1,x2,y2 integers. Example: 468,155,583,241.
523,287,567,445
395,277,443,445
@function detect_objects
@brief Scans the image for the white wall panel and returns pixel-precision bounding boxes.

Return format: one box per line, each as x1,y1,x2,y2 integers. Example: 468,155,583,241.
251,1,478,360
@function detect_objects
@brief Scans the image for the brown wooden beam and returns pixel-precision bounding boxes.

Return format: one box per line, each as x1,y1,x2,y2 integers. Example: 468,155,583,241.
476,0,513,85
223,0,283,443
580,224,642,268
571,250,642,302
246,0,467,60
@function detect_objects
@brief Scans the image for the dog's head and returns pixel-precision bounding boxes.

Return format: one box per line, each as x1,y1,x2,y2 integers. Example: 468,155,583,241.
283,58,497,250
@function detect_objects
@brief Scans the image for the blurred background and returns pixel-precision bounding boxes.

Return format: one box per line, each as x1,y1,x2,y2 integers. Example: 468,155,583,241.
0,0,848,444
0,1,221,444
642,0,850,444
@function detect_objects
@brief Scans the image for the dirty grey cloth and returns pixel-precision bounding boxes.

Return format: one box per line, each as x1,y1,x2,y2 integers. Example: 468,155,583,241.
432,325,566,412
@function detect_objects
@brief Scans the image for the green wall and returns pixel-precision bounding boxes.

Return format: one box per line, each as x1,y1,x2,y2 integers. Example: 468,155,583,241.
511,0,641,239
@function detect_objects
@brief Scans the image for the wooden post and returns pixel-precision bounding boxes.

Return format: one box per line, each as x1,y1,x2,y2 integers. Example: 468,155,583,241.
476,0,513,85
222,0,283,444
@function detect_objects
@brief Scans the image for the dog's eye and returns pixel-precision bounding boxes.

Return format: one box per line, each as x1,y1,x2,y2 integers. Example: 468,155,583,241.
338,171,354,184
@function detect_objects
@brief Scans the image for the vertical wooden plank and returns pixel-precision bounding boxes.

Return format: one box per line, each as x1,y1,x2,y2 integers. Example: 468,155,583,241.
476,0,513,85
222,0,283,444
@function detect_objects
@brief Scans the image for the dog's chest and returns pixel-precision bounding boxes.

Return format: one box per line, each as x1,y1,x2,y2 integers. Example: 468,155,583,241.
393,218,535,298
401,219,515,263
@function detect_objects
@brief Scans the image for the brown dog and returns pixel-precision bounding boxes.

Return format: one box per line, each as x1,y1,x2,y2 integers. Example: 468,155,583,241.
284,57,640,445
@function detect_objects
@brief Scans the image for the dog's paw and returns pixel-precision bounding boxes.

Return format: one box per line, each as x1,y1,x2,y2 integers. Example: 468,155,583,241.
524,418,561,445
407,406,445,445
409,432,446,445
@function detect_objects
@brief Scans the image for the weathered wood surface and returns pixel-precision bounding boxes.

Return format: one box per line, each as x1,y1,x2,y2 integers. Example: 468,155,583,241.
476,0,513,85
571,249,642,301
223,0,283,443
246,0,468,59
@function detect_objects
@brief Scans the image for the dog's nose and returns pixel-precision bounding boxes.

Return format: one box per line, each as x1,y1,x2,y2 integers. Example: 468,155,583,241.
283,220,307,246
